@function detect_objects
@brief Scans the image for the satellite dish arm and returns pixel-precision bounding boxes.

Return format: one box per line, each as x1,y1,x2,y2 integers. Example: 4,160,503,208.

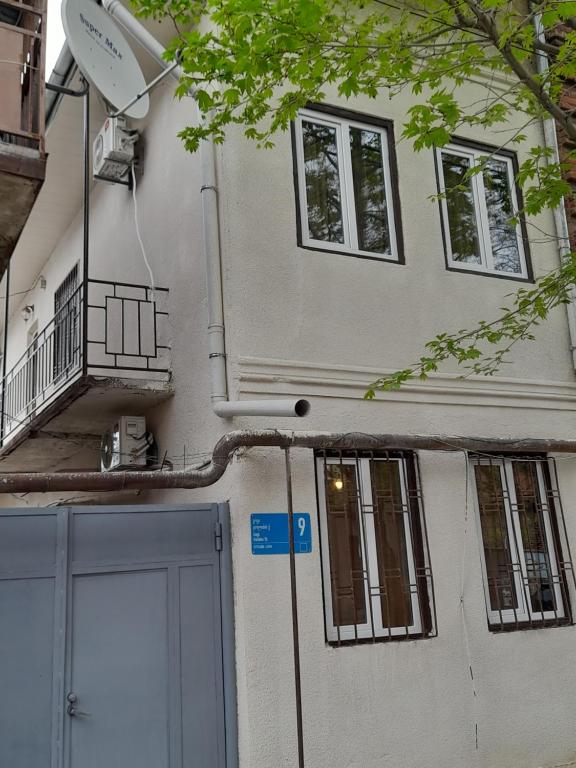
110,58,180,118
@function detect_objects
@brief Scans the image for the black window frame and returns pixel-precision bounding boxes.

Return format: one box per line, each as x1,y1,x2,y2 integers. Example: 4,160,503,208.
434,136,533,283
292,103,405,265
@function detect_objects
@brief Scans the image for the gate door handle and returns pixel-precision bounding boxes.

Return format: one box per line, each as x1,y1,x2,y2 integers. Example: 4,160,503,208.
66,692,90,717
67,705,91,717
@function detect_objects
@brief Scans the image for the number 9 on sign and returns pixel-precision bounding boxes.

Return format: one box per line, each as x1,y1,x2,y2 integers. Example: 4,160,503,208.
292,513,311,553
251,513,312,555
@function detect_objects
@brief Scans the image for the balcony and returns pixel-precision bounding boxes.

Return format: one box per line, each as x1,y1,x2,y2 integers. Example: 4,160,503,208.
0,0,47,276
0,279,171,464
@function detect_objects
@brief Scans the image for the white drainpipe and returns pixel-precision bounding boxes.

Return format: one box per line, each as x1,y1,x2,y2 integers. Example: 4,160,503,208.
101,0,310,418
533,12,576,369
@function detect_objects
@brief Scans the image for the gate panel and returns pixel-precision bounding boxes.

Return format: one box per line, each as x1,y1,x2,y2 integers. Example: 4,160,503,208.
0,513,57,571
180,563,226,767
0,505,235,768
69,569,170,768
71,508,216,564
0,578,55,768
0,512,59,768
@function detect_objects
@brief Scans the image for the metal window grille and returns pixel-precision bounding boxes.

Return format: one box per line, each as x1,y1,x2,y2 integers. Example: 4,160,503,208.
53,265,79,381
316,450,436,645
471,455,575,631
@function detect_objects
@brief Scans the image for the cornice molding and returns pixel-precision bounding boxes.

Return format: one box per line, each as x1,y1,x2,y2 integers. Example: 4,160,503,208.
234,356,576,411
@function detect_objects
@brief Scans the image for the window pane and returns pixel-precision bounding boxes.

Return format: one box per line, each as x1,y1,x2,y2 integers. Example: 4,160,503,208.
324,464,366,627
349,127,390,254
441,152,482,264
370,461,413,629
483,158,521,273
474,465,519,612
302,121,344,244
513,463,557,613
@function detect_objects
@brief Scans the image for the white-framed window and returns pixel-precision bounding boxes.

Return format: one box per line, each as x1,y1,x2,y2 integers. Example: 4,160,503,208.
316,452,435,643
471,456,570,629
437,143,529,278
294,108,401,261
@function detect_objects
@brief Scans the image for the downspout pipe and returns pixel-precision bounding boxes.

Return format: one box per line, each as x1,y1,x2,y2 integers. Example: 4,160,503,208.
100,0,310,419
1,264,11,445
2,429,576,494
533,11,576,368
45,79,91,374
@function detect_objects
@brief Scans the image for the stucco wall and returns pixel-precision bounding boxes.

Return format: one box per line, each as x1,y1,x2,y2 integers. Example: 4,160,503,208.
209,440,576,768
126,75,576,767
4,218,84,372
4,71,575,456
3,65,576,768
216,79,574,384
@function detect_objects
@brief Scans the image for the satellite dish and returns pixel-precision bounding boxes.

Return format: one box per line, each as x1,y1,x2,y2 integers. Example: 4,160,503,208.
61,0,149,119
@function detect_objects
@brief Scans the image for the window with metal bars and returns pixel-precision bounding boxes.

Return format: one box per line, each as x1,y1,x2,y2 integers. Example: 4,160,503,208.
316,451,436,644
471,456,574,630
53,264,79,381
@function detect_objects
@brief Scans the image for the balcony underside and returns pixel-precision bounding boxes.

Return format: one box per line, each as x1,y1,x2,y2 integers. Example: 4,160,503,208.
0,374,173,472
0,146,46,276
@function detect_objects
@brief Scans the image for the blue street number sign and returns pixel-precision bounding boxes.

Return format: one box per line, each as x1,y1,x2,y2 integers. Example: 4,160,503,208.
251,513,312,555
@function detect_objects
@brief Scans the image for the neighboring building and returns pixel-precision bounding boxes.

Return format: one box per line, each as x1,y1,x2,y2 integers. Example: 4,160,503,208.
0,0,46,275
2,4,576,768
549,22,576,250
558,77,576,248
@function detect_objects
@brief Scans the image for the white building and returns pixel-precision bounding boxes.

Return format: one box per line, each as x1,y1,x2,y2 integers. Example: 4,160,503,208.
2,3,576,768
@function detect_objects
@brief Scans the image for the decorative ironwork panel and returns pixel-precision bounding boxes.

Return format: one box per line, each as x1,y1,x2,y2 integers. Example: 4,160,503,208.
86,280,169,373
0,279,170,445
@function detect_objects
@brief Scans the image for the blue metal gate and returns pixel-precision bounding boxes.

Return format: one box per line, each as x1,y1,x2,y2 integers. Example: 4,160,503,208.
0,504,236,768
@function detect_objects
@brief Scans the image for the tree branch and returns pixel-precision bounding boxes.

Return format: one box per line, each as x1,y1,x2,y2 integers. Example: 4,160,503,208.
454,0,576,142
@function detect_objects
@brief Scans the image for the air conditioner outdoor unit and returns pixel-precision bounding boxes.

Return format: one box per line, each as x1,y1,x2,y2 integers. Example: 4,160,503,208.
100,416,152,472
93,116,137,184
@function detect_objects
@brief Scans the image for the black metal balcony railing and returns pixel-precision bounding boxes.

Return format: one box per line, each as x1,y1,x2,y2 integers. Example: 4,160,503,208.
0,279,169,444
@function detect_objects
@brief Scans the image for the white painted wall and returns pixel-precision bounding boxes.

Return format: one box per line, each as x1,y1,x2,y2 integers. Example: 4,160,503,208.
216,80,573,384
221,445,576,768
126,75,576,766
4,219,83,373
3,66,576,768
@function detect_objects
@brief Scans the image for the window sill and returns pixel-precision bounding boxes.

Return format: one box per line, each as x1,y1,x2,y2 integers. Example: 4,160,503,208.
326,631,436,647
298,243,404,264
488,617,572,633
446,263,534,283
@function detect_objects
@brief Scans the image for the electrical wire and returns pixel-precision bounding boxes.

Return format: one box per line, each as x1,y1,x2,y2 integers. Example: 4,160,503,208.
0,404,214,471
131,164,156,296
0,285,44,301
0,60,39,71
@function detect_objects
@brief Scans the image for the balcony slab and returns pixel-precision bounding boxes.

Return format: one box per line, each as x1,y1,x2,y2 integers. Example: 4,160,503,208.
0,374,173,471
0,145,46,276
